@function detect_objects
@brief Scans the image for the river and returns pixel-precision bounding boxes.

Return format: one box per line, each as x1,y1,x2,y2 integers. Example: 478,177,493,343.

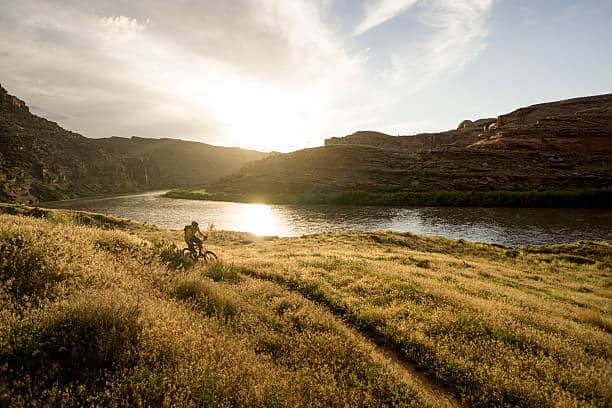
41,191,612,246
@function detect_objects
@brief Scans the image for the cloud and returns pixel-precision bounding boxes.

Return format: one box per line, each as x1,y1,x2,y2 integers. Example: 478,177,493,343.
383,0,494,87
339,0,495,138
0,1,360,149
249,0,361,81
99,15,148,34
354,0,420,35
0,0,495,150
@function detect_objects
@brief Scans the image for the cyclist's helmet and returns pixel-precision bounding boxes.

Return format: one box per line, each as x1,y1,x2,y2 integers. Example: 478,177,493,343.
191,221,198,227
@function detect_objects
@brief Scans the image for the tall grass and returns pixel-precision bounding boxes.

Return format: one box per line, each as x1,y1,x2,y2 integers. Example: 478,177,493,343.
1,210,610,407
0,213,433,407
224,231,612,407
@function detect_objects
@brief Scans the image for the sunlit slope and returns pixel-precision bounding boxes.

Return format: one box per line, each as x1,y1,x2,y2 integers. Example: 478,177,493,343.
94,136,267,188
1,206,610,406
226,232,611,406
0,209,436,407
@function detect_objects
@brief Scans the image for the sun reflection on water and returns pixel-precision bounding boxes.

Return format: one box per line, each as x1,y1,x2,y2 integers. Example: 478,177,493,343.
237,203,284,236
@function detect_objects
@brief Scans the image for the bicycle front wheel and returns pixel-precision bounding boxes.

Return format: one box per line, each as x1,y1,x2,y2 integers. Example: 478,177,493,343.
203,251,218,263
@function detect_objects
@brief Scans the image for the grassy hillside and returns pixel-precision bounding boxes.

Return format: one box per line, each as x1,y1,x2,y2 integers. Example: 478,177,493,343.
0,206,610,406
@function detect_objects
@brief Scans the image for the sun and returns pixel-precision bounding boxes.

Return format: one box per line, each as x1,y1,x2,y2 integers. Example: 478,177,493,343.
173,69,325,152
208,79,309,151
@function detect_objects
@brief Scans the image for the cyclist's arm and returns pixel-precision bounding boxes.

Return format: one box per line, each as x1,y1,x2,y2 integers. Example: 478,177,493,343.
196,227,208,240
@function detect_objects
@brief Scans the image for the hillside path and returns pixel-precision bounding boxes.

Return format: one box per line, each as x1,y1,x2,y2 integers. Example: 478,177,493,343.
331,311,464,408
242,273,464,408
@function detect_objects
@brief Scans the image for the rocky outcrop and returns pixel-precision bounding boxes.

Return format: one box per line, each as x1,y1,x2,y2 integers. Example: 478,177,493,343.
495,95,612,128
472,94,612,152
0,85,268,203
325,129,481,151
326,94,612,154
457,119,474,129
0,86,29,112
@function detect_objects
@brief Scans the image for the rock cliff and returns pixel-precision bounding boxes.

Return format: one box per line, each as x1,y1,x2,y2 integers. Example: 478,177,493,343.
0,85,267,203
326,94,612,153
212,94,612,197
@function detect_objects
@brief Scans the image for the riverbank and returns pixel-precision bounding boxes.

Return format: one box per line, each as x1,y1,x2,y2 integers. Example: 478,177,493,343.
1,206,610,406
163,188,612,208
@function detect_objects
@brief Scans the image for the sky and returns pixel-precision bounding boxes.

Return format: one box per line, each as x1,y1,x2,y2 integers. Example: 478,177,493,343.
1,0,611,152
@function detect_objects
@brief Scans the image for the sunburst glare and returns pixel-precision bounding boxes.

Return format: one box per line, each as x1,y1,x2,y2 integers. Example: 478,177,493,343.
237,203,284,236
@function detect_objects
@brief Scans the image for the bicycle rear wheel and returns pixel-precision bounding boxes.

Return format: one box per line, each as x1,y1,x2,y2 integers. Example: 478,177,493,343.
183,247,198,260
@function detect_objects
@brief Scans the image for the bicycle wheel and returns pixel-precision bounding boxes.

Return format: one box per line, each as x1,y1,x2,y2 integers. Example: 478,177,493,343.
183,247,197,260
203,250,218,263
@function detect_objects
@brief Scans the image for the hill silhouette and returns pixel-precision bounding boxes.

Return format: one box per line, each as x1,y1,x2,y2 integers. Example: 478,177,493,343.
203,94,612,204
0,84,267,203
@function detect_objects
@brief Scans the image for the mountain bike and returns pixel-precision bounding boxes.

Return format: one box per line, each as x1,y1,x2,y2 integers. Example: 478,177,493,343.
182,245,218,263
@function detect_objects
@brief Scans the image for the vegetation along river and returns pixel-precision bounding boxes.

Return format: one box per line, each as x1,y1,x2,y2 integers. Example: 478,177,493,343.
42,191,612,246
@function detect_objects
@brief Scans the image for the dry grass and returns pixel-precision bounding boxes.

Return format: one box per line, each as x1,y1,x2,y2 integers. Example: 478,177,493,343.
1,210,610,407
223,231,612,407
0,213,433,407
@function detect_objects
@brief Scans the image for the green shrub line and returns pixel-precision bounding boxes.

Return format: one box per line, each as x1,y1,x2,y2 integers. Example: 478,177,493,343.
163,188,612,208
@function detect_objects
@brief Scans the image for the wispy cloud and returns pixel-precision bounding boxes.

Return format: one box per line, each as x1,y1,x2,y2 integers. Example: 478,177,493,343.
383,0,494,87
341,0,495,137
99,15,148,34
353,0,420,36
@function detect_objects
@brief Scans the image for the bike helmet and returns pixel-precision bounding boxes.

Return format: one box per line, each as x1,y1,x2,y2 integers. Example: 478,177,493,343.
191,221,198,227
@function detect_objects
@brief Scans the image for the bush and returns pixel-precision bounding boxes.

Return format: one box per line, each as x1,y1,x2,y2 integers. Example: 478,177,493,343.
415,259,431,269
205,262,242,283
172,278,207,301
5,296,141,383
0,232,65,300
95,231,148,257
154,240,195,270
173,277,238,320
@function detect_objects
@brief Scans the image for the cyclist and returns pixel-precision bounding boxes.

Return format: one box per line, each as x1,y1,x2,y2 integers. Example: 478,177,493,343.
184,221,207,257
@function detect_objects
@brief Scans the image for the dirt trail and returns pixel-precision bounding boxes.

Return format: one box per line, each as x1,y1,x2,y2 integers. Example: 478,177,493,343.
333,313,464,408
243,273,464,408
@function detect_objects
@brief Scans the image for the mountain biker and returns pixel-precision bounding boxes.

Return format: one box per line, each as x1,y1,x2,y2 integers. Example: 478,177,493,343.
184,221,207,256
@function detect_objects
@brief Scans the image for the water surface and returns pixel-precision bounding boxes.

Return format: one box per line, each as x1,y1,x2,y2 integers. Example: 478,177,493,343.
43,191,612,246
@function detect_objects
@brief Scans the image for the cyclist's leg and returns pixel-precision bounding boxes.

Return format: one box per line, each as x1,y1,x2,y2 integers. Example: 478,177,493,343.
193,237,203,256
186,239,197,256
